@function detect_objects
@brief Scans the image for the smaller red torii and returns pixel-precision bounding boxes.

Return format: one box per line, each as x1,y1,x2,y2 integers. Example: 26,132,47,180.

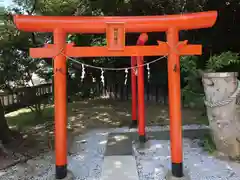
14,11,217,180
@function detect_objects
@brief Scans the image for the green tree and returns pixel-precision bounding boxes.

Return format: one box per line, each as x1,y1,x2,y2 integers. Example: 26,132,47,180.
0,9,50,144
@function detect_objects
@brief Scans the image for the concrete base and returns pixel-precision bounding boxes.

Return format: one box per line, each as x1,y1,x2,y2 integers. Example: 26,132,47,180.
54,170,74,180
105,133,133,156
101,156,138,180
133,139,152,150
165,170,191,180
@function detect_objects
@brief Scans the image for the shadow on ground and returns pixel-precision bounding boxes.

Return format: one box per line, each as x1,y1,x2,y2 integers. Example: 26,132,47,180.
0,99,207,170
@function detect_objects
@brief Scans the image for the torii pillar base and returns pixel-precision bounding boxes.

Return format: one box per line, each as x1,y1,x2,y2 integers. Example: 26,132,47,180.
166,170,191,180
53,170,74,180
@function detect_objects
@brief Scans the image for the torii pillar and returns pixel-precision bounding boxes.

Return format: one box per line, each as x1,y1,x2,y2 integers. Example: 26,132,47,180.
14,11,217,179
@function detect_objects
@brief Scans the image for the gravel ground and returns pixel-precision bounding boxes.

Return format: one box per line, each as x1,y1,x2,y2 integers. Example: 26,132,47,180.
1,100,207,170
1,125,240,180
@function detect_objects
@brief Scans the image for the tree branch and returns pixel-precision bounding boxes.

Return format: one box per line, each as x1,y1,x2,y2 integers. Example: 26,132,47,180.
26,0,37,15
25,0,39,47
27,70,35,86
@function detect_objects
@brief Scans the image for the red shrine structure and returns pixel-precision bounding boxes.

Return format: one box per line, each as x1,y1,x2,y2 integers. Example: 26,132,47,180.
14,11,217,179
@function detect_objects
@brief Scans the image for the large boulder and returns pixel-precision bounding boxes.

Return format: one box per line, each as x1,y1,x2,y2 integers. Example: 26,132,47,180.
202,72,240,159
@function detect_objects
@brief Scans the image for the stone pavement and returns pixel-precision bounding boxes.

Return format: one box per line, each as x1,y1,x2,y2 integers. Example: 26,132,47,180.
0,125,240,180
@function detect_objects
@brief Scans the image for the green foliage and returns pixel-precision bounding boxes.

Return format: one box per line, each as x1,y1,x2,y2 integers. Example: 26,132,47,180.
181,51,240,75
180,56,204,107
13,0,80,16
180,51,240,108
0,7,4,31
206,51,240,72
202,134,217,154
180,55,199,77
86,0,206,16
3,0,240,103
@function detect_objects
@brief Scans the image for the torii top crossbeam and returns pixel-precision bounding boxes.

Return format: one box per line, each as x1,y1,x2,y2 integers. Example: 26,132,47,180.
14,11,217,58
14,11,217,33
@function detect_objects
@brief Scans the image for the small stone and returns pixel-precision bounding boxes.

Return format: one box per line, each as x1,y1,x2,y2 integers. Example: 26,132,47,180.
26,159,35,166
78,139,87,144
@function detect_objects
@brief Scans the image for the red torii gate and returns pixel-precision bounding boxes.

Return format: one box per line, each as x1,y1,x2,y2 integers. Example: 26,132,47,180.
14,11,217,179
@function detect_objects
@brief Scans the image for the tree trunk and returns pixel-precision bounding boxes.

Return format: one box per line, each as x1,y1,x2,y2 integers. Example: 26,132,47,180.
202,72,240,159
0,100,12,144
0,100,21,144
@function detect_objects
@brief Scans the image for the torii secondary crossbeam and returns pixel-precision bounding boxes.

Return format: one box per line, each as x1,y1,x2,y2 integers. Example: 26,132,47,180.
14,11,217,179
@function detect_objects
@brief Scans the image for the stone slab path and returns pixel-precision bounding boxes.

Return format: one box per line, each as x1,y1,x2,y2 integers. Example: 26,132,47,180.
1,125,240,180
101,156,139,180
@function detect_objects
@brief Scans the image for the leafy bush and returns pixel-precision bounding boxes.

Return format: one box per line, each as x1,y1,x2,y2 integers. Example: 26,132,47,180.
180,51,239,108
206,51,239,72
180,56,204,108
